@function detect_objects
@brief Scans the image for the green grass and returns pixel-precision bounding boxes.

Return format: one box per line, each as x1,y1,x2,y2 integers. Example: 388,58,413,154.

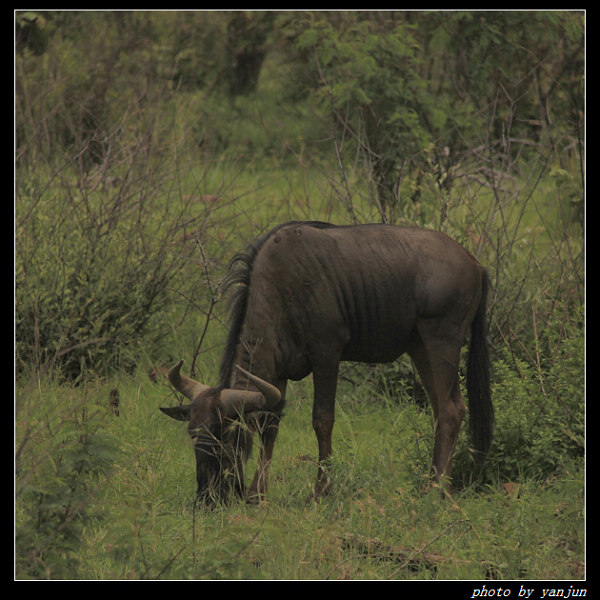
15,370,584,580
15,159,584,580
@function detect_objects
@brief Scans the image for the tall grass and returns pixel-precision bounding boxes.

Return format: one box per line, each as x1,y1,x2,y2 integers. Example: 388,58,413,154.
14,149,584,580
15,368,584,580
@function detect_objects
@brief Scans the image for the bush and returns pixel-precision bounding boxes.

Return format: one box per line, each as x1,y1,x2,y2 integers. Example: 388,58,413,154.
15,383,118,579
15,166,195,379
453,303,584,485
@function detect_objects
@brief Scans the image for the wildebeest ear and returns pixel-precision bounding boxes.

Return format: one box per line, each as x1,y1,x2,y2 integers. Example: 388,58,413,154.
159,404,192,421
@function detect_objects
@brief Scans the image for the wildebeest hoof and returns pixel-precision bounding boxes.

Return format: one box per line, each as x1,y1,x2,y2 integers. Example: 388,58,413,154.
309,482,333,502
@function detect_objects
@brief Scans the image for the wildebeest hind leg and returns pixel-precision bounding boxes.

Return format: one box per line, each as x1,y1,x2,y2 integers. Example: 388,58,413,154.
409,336,465,491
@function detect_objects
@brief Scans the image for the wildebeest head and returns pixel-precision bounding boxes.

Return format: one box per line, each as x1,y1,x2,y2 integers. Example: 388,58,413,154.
160,360,281,505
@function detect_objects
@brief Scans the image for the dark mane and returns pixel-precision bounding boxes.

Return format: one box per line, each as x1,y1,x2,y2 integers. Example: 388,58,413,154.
218,221,335,387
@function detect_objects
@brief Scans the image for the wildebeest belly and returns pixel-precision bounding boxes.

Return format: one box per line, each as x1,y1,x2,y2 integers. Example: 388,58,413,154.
339,309,416,363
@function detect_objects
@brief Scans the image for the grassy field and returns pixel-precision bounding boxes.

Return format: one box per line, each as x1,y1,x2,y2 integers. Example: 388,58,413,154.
15,161,585,581
15,351,584,581
15,163,585,582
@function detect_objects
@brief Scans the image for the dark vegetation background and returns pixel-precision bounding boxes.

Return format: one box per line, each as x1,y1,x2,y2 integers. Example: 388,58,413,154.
15,11,584,580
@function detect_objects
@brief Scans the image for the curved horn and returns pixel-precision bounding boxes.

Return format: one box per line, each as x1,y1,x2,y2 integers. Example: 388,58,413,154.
235,365,281,408
220,365,282,415
220,388,269,415
167,359,210,401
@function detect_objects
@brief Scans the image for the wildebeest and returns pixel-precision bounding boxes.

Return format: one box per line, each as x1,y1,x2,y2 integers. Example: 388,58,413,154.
160,221,493,505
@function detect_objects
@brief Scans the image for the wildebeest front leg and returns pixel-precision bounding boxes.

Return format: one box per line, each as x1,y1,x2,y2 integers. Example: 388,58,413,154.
311,362,339,500
247,415,280,504
247,380,286,504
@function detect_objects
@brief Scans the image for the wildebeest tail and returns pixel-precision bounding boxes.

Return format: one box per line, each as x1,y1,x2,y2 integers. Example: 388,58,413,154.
466,269,494,458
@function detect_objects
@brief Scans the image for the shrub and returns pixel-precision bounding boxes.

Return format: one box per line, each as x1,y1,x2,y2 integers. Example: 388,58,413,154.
453,303,584,485
15,169,194,379
15,383,118,579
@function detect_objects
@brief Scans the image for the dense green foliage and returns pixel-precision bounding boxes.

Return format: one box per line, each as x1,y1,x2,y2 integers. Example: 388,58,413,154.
16,385,118,578
15,11,584,580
